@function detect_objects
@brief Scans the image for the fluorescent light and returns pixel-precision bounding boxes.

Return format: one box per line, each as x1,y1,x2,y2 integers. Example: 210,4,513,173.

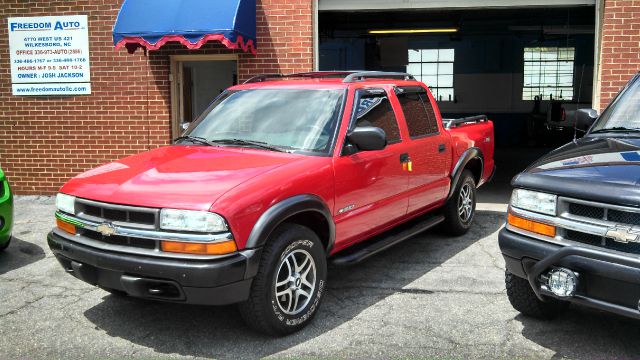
369,28,458,34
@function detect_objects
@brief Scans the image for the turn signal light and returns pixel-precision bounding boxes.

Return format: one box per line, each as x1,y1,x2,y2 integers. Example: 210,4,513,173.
160,240,237,255
56,218,76,235
508,213,556,237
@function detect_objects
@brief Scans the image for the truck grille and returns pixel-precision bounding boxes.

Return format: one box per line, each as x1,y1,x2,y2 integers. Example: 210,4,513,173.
561,198,640,255
81,230,157,250
75,198,158,229
73,198,160,251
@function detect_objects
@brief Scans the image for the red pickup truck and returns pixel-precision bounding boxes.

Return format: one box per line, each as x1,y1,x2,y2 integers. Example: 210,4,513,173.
48,71,494,335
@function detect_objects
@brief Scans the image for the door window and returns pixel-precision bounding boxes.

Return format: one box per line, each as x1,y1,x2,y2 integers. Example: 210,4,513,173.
397,87,439,138
353,91,401,144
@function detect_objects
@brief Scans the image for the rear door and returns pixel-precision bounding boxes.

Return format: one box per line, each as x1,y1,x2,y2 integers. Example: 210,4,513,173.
395,86,452,214
333,87,409,247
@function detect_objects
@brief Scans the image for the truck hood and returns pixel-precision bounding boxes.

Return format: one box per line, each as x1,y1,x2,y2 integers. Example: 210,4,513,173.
60,146,303,211
513,137,640,207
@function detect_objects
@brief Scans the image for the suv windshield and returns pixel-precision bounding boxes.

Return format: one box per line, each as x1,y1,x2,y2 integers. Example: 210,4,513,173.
591,74,640,132
183,89,344,154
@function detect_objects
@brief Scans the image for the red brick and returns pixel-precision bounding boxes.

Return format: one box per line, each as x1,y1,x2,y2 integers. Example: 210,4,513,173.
0,0,313,194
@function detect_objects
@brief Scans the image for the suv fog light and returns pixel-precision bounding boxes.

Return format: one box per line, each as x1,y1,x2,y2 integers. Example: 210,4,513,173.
547,268,578,297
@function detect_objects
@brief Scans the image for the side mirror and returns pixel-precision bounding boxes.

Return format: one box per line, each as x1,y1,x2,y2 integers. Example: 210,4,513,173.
347,126,387,152
575,108,598,131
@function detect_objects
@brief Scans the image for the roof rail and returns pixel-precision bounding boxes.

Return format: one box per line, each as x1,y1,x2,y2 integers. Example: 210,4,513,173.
243,71,416,84
243,71,357,84
342,71,415,83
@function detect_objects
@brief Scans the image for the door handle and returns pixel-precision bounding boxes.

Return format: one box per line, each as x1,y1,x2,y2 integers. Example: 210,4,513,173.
438,144,446,153
399,153,410,163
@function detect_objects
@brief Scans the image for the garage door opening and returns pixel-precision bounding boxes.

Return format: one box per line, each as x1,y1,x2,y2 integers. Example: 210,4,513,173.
319,6,596,203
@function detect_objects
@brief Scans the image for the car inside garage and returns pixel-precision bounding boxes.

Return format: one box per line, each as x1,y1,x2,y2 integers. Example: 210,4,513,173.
318,1,597,201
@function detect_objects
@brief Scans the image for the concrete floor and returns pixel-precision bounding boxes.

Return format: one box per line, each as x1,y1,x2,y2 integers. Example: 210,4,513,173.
2,148,640,359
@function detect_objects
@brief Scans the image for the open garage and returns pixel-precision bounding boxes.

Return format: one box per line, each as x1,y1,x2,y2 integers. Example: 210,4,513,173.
318,1,598,199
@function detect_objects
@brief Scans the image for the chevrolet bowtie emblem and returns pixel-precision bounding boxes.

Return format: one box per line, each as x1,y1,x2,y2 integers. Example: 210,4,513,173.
96,223,117,237
605,226,640,244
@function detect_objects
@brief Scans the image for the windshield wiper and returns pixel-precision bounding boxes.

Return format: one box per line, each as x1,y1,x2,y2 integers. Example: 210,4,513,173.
209,138,290,153
591,127,640,133
174,135,216,146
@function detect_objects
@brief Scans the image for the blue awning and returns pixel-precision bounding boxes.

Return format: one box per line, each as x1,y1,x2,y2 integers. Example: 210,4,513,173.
113,0,256,54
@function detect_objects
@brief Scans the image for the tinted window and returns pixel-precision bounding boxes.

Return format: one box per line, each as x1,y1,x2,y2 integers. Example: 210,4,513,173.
397,88,439,138
354,92,401,143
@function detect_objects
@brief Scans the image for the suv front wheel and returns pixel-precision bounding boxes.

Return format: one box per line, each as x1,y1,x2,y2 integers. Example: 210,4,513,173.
239,223,327,335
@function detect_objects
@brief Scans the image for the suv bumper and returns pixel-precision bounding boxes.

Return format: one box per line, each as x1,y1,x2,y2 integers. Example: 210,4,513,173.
48,231,261,305
499,227,640,320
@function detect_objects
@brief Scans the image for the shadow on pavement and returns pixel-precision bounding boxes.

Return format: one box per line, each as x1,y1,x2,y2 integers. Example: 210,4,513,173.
518,306,640,359
0,236,46,276
83,210,504,359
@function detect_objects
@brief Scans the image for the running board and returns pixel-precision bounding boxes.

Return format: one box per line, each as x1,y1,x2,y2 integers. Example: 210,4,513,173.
330,214,445,266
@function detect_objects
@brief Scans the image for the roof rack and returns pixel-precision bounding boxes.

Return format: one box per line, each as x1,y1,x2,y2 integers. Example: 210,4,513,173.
342,71,415,83
243,71,416,84
243,71,355,84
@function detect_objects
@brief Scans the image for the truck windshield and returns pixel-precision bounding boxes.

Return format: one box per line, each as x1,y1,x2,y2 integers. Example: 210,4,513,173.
184,89,344,154
591,75,640,132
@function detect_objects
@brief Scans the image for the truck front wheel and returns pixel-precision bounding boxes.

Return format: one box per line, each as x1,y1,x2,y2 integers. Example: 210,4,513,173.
238,223,327,335
442,170,476,236
505,270,568,319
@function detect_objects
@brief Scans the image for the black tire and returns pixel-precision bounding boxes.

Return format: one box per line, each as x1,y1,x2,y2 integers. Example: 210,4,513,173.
505,271,568,319
0,237,11,252
238,223,327,335
442,170,476,236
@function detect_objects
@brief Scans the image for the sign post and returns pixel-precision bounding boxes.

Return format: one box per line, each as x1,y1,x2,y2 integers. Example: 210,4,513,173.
8,15,91,96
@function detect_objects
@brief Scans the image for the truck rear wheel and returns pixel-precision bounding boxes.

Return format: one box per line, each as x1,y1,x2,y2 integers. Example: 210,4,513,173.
238,223,327,335
505,270,567,319
442,170,476,236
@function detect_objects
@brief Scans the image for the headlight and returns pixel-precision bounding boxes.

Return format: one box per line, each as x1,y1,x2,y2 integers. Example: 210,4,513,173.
510,189,557,215
56,193,76,214
160,209,228,233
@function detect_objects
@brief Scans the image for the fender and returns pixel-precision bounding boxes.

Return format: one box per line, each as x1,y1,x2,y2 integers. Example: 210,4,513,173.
447,147,484,200
244,194,336,253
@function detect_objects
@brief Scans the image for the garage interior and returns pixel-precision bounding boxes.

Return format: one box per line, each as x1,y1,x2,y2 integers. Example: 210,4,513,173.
319,5,596,202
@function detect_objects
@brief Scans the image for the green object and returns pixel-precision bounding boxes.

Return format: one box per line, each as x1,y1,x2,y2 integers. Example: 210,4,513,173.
0,167,13,251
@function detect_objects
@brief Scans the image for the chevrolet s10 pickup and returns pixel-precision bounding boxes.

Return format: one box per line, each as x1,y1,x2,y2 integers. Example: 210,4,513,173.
49,71,494,335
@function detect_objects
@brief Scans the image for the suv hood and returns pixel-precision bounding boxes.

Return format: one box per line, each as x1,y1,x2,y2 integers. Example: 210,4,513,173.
513,137,640,207
61,146,303,211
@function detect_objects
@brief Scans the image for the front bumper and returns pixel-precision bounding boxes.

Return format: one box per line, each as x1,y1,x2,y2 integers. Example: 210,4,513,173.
0,179,13,245
48,231,261,305
499,227,640,320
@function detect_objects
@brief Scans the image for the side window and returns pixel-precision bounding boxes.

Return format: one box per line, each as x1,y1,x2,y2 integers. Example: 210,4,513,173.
354,91,401,144
397,87,439,138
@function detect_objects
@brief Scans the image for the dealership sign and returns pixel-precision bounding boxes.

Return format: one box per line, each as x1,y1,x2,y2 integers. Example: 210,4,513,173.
8,15,91,96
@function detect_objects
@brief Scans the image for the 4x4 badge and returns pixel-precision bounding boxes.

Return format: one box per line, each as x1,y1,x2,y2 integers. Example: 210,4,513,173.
605,226,640,244
96,223,117,237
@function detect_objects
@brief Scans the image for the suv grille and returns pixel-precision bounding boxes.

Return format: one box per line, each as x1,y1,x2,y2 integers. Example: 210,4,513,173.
568,203,604,219
562,198,640,255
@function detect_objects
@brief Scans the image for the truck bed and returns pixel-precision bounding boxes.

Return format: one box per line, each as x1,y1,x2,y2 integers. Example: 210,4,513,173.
444,115,495,185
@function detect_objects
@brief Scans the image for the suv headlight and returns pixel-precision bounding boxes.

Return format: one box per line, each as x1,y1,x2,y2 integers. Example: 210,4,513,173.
510,189,557,216
56,193,76,214
160,209,228,233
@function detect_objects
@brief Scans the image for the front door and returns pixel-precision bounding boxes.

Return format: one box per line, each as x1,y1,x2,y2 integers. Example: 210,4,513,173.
333,88,409,249
172,57,238,137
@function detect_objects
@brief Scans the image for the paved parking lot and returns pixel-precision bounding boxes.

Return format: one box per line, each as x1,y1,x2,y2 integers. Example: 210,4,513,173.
2,194,640,359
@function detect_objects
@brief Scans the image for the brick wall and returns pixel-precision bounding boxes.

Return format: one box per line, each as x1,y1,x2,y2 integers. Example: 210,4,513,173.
0,0,313,194
598,0,640,110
